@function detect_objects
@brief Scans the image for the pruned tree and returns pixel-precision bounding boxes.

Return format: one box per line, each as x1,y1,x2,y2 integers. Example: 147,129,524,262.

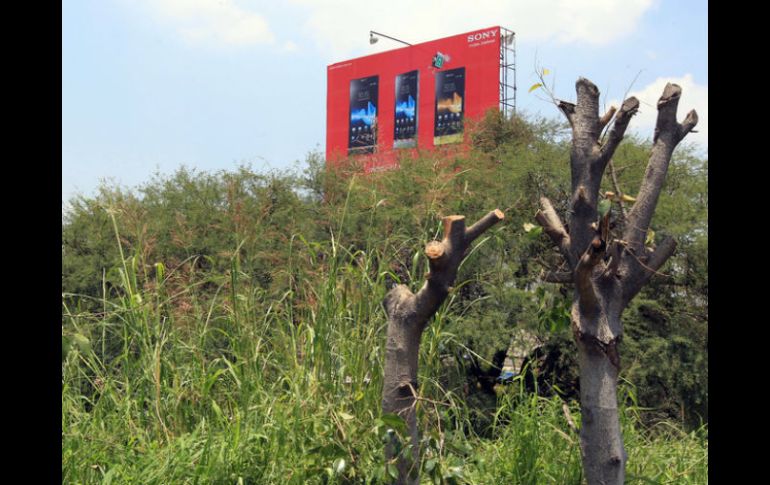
382,209,504,484
535,78,697,485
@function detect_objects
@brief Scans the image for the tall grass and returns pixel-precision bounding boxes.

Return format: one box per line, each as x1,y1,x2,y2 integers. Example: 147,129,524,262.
62,209,707,484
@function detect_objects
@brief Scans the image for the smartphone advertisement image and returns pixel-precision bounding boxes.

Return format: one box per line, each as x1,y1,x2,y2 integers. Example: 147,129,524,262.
393,70,418,149
433,67,465,145
349,76,379,154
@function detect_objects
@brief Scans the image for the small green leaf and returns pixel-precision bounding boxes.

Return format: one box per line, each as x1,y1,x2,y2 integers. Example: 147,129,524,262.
380,413,407,435
412,250,421,277
62,336,72,361
387,463,399,480
598,199,611,218
102,468,117,485
645,229,656,246
524,222,543,239
211,399,224,422
73,333,91,354
528,82,543,93
333,458,346,475
424,458,437,473
154,262,165,282
203,368,226,396
338,411,354,421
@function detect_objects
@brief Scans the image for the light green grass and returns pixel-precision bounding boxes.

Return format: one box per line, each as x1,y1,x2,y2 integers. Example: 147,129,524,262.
62,216,707,484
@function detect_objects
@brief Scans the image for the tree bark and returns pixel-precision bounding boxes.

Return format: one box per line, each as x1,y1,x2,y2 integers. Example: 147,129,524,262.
536,78,697,485
382,209,504,485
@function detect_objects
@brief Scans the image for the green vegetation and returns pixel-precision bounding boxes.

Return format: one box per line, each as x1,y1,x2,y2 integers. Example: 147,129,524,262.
62,112,707,483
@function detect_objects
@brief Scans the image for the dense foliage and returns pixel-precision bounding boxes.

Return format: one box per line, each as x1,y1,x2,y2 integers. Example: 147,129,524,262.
62,111,707,482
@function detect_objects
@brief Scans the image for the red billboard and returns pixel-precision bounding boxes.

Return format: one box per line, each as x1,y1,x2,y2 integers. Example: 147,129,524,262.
326,26,503,171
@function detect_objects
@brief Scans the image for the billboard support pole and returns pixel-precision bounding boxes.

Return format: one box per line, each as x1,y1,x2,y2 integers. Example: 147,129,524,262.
370,31,412,47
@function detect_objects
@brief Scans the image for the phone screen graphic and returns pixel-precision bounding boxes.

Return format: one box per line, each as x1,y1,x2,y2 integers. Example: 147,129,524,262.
433,67,465,145
394,70,418,148
348,76,379,154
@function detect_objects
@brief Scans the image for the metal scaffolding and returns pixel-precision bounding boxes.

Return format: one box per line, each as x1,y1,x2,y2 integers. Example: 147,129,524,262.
499,27,517,118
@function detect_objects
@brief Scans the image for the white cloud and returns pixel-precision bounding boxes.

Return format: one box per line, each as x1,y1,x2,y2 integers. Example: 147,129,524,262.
289,0,655,58
120,0,656,55
133,0,275,47
609,74,707,150
282,40,299,52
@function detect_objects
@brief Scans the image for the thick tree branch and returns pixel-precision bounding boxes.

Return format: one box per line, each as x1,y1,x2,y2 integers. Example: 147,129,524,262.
444,215,466,247
599,106,617,131
424,241,447,276
600,97,640,164
623,236,676,302
645,236,677,274
414,211,504,324
465,209,505,243
575,235,605,316
574,78,602,145
535,197,568,243
558,101,576,128
653,83,684,143
576,78,600,119
624,84,698,250
535,197,574,268
544,270,574,283
680,110,699,139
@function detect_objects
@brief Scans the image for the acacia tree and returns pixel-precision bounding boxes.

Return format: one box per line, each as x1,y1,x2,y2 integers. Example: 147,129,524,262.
535,78,697,484
382,209,504,485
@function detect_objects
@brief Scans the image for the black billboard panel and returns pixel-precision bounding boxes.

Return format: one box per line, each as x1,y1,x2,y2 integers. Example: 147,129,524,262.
348,76,379,154
433,67,465,145
394,70,418,149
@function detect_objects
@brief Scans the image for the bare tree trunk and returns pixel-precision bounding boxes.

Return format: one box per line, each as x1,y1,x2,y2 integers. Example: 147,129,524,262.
536,78,697,485
382,210,504,485
575,319,625,484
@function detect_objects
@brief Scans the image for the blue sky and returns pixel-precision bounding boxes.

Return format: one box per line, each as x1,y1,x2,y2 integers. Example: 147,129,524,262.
62,0,707,204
